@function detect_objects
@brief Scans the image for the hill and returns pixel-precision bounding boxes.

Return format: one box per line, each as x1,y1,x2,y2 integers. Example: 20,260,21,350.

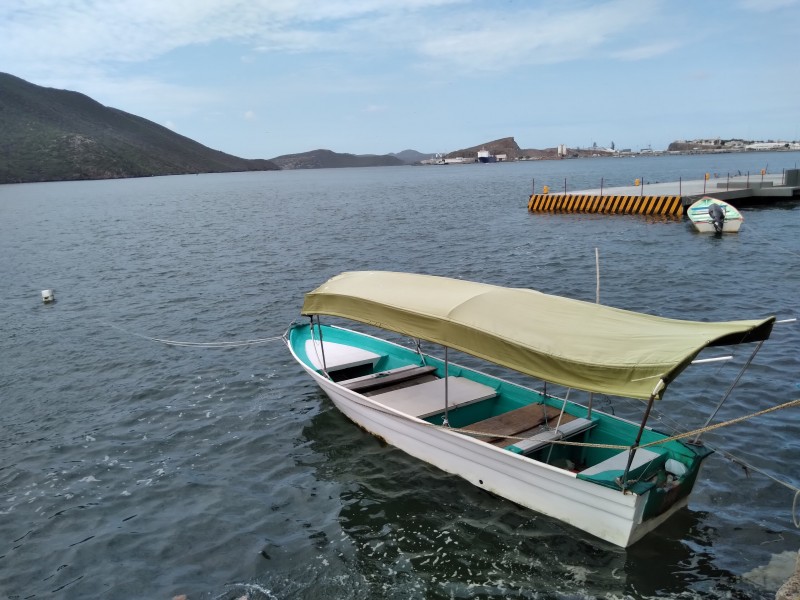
0,72,279,184
445,136,523,159
270,149,405,169
390,149,436,164
445,136,562,160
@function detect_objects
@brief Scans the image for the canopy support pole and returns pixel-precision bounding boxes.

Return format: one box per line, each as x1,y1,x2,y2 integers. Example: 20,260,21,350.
414,338,427,365
588,248,600,420
620,380,664,492
443,347,450,426
314,315,329,377
692,339,765,444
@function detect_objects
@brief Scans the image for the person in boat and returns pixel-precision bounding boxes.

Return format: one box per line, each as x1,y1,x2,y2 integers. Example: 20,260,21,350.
708,203,725,233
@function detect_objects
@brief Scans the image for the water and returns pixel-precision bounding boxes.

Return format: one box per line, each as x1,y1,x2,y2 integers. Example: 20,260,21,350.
1,152,799,599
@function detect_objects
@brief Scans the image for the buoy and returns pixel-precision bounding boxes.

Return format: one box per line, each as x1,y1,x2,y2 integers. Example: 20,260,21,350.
41,289,55,303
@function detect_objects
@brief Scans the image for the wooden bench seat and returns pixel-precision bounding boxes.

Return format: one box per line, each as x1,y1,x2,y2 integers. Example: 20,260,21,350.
506,417,595,455
460,403,564,443
460,402,595,454
339,365,437,393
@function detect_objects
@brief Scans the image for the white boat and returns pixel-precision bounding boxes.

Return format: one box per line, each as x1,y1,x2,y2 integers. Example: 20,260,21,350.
285,271,774,547
477,149,496,163
687,197,744,233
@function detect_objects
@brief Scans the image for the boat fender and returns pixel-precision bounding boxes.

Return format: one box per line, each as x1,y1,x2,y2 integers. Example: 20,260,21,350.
708,203,725,233
665,459,687,478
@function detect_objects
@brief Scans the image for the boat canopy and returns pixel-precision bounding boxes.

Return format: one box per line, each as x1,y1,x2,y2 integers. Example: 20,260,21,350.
301,271,775,400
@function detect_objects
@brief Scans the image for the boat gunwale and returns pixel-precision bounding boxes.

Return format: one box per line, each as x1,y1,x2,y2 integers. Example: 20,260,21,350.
286,322,680,482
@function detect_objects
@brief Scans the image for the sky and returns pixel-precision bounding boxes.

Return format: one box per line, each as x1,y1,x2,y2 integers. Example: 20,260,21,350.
2,0,799,159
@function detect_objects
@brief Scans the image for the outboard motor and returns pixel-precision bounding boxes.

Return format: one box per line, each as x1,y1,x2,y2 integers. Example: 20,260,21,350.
708,203,725,233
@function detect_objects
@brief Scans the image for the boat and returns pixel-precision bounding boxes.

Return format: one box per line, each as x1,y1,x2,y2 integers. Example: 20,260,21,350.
477,149,496,163
687,197,744,233
285,271,774,547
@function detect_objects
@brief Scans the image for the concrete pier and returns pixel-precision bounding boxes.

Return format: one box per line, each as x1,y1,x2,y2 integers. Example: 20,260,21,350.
528,171,800,215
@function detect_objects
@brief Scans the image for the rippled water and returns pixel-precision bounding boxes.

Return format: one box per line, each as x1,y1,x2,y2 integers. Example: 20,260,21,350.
1,153,799,599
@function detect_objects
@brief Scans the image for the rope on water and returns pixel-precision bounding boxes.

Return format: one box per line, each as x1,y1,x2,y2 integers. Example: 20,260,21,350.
102,321,283,348
794,491,800,529
711,446,800,528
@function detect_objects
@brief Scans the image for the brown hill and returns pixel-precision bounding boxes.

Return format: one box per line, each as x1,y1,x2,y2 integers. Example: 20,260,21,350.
0,72,279,183
270,149,404,169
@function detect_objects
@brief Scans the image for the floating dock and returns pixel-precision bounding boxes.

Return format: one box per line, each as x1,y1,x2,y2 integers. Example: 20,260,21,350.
528,170,800,215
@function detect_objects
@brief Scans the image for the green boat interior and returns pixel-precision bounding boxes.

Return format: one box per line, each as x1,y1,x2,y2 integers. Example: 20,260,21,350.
290,322,712,503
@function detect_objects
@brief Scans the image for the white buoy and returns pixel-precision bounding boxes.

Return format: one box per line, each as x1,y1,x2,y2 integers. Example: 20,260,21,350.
41,289,55,303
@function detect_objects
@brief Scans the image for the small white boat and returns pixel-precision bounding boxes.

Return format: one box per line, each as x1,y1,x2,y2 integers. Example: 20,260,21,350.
286,271,774,547
687,197,744,233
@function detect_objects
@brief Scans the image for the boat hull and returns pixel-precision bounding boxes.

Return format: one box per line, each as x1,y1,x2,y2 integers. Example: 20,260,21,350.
286,326,708,547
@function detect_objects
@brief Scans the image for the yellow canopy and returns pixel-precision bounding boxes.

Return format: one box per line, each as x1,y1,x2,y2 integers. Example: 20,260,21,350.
301,271,775,400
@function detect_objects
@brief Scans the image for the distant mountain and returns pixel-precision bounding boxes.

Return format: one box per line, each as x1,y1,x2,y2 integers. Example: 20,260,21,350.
390,149,436,164
0,72,279,184
445,136,562,160
270,149,405,169
446,136,522,159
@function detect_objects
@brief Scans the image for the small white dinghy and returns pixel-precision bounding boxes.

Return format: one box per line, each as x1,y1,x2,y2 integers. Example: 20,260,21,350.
687,197,743,233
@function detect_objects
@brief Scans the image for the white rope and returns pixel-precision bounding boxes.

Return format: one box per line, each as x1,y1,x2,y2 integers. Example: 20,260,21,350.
102,321,282,347
794,491,800,529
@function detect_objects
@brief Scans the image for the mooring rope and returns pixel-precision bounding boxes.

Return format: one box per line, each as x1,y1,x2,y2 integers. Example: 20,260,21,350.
102,321,283,347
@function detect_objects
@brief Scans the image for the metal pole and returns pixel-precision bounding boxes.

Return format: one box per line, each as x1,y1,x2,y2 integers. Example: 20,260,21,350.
620,391,658,492
692,340,765,444
726,172,730,191
588,246,601,420
564,177,567,193
316,315,328,375
600,177,604,196
532,178,535,194
595,247,600,304
679,177,682,196
640,177,643,197
443,347,450,426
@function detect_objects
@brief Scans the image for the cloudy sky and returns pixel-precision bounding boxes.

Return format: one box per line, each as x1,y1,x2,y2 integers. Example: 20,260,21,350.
2,0,799,158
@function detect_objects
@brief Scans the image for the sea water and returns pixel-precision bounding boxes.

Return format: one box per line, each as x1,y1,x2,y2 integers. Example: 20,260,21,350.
1,152,799,599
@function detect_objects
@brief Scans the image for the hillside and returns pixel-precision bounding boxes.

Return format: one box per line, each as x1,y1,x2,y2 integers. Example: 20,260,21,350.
270,149,405,169
0,72,279,183
445,137,523,159
444,136,564,160
390,149,436,164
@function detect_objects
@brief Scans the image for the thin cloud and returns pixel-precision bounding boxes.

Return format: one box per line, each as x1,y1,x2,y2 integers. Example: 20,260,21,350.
612,41,683,61
737,0,798,11
2,0,667,77
413,1,664,72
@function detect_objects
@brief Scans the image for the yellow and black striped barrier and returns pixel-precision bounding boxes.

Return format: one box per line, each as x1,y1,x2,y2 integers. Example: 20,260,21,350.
528,194,683,216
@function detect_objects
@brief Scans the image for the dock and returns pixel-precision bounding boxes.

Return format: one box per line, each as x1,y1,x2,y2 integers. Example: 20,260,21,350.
528,170,800,215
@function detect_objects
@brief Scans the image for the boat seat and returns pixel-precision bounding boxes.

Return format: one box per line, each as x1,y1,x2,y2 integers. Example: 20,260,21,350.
578,448,666,487
460,403,566,443
305,340,383,373
370,376,497,419
339,365,437,393
506,417,596,455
